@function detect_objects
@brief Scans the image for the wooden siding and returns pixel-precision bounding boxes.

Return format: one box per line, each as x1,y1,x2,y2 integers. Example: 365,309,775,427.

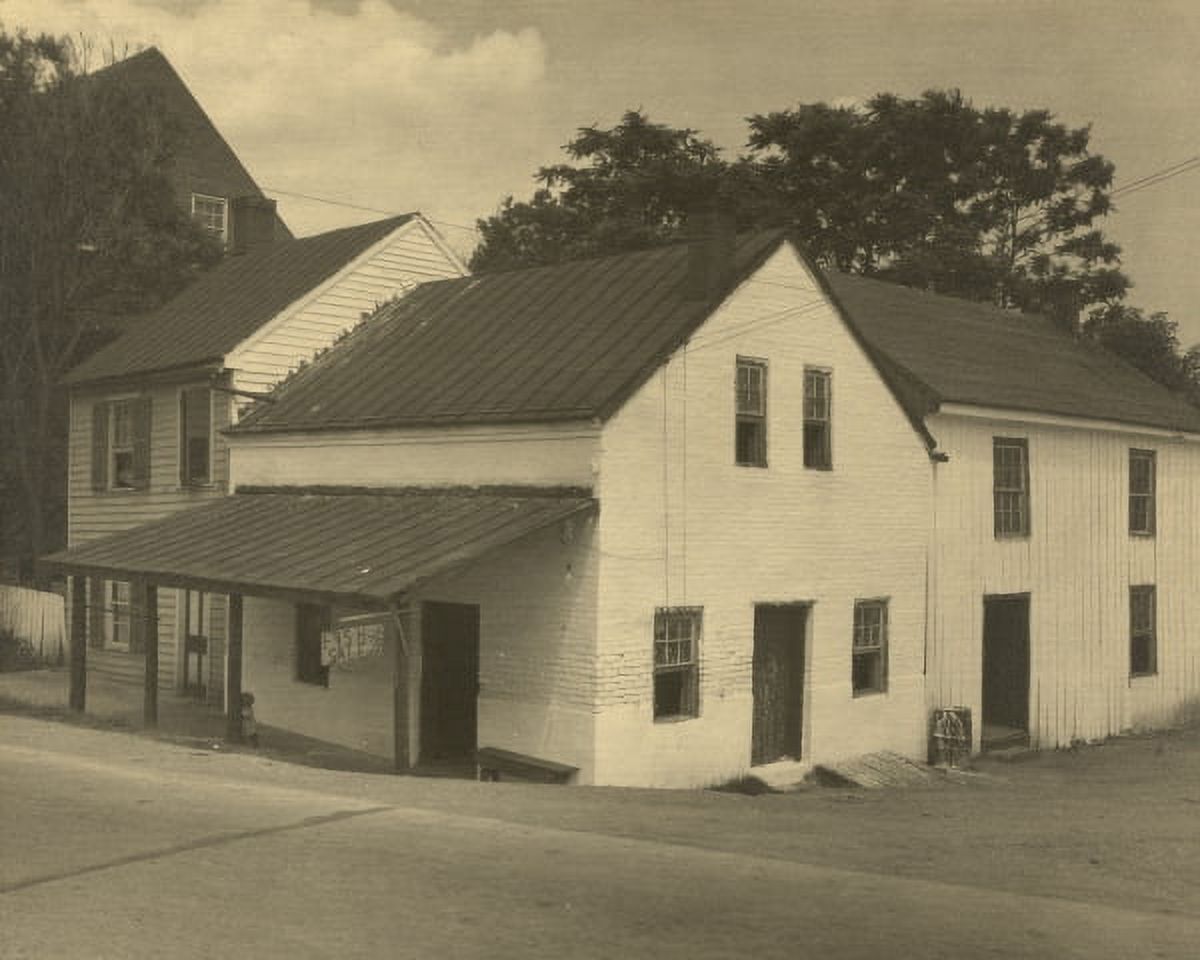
593,244,934,788
927,411,1200,749
228,220,466,394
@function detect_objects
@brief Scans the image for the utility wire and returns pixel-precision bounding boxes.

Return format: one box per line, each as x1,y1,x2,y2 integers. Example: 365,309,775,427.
260,184,481,235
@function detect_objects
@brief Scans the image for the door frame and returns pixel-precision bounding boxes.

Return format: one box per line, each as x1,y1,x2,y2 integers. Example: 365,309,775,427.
751,601,811,766
418,600,481,763
981,592,1031,746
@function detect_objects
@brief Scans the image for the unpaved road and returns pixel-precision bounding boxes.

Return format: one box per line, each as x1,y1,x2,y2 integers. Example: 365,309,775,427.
3,714,1199,959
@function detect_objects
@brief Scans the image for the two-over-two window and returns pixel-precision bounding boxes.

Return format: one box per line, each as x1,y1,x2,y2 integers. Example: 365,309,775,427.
91,398,152,491
1130,585,1156,678
653,607,701,720
733,359,832,469
1129,449,1156,536
993,438,1029,537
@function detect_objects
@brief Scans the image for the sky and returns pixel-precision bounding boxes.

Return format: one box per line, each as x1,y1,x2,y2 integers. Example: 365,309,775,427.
3,0,1198,341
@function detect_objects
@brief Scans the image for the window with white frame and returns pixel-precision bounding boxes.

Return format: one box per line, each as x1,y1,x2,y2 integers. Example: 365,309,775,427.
191,193,228,243
180,387,212,485
735,358,767,467
1129,449,1156,536
109,580,132,649
653,607,701,719
993,437,1029,537
803,367,832,469
852,599,888,695
110,400,136,489
1130,585,1156,678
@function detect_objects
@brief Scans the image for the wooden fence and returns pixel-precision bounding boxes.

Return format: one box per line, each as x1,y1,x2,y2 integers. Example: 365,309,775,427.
0,584,66,663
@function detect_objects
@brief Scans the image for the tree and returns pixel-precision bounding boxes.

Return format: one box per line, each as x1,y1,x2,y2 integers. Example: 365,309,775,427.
0,28,221,579
1084,304,1200,400
470,110,731,272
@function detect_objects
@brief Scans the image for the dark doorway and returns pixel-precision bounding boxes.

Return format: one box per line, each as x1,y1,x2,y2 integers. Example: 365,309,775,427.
751,604,807,765
182,589,207,699
982,594,1030,748
420,602,480,761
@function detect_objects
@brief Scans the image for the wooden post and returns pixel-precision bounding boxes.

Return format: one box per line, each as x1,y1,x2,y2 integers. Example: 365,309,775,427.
225,592,244,743
69,575,87,712
142,583,158,727
390,603,411,772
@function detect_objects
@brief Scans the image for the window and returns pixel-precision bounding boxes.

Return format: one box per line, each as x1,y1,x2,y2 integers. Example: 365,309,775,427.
296,603,330,686
735,358,767,467
91,397,151,491
191,193,228,243
993,438,1029,537
803,368,832,469
180,387,212,485
109,580,131,648
1129,449,1156,536
852,599,888,695
653,607,701,719
1130,586,1157,678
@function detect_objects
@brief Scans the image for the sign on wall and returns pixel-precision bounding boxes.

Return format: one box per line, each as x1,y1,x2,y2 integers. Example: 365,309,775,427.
320,613,388,669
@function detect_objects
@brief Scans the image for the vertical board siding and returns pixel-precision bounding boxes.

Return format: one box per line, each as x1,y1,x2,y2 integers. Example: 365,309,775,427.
0,584,66,662
229,223,466,393
593,245,934,788
928,413,1200,749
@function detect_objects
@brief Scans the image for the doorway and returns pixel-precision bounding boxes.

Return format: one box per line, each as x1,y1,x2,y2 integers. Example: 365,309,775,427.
182,589,208,699
420,602,480,761
982,594,1030,749
751,604,807,765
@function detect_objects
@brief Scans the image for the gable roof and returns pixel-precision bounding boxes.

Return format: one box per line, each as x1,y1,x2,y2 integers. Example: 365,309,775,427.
95,47,291,240
66,215,414,385
234,230,787,432
232,230,1200,440
822,272,1200,435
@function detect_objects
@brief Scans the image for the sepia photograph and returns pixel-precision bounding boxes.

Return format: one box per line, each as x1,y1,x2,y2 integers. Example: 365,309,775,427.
1,1,1198,956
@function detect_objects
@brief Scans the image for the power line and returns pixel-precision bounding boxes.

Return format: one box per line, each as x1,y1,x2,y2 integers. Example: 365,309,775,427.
260,184,480,235
1110,156,1200,199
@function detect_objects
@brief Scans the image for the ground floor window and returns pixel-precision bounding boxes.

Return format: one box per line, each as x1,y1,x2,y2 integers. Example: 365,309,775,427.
852,599,888,695
1130,585,1156,678
296,603,330,686
109,580,132,649
653,607,701,720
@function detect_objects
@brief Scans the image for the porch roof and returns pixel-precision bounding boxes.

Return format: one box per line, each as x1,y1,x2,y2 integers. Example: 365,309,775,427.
40,487,596,607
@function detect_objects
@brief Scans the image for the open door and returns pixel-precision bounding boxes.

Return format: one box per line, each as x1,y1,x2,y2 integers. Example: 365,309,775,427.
751,604,807,765
420,602,480,762
982,594,1030,749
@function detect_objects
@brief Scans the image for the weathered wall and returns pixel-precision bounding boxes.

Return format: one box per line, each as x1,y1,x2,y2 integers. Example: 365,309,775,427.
592,244,933,788
928,411,1200,748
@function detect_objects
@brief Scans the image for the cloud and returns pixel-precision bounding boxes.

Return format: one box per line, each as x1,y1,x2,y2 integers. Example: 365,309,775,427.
0,0,549,234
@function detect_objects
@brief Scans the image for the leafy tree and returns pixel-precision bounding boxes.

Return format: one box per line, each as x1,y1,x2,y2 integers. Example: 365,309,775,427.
470,110,730,272
0,27,221,579
1084,304,1200,400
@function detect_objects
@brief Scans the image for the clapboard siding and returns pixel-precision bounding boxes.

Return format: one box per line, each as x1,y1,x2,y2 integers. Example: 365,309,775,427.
928,411,1200,749
229,221,466,393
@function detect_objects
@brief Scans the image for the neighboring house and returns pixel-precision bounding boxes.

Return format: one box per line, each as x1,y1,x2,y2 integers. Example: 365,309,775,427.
58,214,467,705
95,47,292,245
45,220,1200,789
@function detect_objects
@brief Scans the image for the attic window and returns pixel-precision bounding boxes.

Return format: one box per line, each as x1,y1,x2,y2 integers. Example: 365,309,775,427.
993,437,1030,537
191,193,228,243
735,358,767,467
803,368,832,470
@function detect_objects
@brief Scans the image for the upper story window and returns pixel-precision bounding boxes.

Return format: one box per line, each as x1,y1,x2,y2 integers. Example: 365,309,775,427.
191,193,228,244
993,437,1029,538
803,368,832,470
735,358,767,467
1129,449,1156,536
180,387,213,486
1129,585,1157,678
91,397,151,492
653,607,701,720
852,599,888,696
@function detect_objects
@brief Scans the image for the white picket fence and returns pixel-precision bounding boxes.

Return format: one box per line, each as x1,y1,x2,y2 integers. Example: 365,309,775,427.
0,583,66,663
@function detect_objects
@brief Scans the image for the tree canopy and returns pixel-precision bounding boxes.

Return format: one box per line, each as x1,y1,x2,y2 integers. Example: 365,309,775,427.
0,27,221,578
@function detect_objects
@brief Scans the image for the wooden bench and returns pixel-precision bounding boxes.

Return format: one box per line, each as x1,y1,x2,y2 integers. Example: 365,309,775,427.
476,747,577,784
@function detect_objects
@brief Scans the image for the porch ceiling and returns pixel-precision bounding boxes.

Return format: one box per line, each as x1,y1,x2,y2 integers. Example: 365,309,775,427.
41,488,596,606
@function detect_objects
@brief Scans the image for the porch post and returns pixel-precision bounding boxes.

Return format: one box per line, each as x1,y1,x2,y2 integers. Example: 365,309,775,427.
69,575,87,712
142,582,158,727
390,603,412,772
225,592,244,743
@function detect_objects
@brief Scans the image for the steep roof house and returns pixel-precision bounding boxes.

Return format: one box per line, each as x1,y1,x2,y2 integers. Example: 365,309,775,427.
58,213,467,706
46,219,1200,788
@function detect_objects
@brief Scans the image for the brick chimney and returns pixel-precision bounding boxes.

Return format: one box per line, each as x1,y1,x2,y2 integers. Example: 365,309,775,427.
230,195,278,255
685,197,737,302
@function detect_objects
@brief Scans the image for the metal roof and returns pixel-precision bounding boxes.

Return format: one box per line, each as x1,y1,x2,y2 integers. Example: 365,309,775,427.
234,230,788,432
65,215,413,385
40,488,595,606
823,272,1200,435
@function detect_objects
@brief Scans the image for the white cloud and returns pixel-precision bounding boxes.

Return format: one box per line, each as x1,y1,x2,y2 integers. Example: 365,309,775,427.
0,0,549,235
